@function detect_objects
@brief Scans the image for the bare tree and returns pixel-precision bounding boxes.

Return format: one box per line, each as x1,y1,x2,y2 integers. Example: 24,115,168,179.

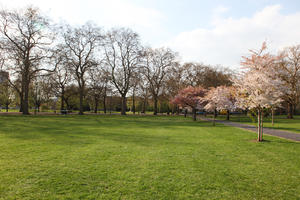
61,23,102,115
0,7,54,114
141,47,176,115
182,63,233,88
50,47,71,112
277,45,300,119
103,28,142,115
87,65,110,113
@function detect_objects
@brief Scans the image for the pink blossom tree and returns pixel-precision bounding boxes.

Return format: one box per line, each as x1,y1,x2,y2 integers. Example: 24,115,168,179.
172,86,207,121
234,42,284,141
204,86,236,125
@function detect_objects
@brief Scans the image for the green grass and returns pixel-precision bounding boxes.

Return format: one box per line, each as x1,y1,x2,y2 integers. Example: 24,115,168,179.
0,115,300,199
210,114,300,134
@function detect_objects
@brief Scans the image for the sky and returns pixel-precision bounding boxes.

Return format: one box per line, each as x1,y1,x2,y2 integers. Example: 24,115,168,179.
1,0,300,69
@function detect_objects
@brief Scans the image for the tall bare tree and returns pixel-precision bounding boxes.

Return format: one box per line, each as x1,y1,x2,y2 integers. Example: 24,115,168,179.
87,65,110,113
103,28,142,115
277,45,300,119
61,23,102,115
50,47,71,112
0,7,54,114
141,47,176,115
182,63,233,88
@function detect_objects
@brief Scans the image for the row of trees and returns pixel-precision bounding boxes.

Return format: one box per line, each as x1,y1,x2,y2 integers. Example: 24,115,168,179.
0,6,233,115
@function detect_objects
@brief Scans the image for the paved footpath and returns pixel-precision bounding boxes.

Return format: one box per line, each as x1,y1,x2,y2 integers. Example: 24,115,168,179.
200,117,300,142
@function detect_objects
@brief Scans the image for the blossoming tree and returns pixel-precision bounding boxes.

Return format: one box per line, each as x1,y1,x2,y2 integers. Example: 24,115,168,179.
172,86,207,121
204,86,236,125
234,42,283,141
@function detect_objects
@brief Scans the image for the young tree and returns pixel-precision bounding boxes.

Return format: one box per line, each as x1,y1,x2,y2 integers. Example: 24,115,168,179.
204,86,236,126
103,28,142,115
141,47,177,115
172,86,207,121
61,23,102,115
0,7,54,114
235,42,284,142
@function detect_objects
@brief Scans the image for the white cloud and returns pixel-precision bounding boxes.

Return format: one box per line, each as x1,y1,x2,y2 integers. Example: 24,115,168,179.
0,0,165,44
165,5,300,68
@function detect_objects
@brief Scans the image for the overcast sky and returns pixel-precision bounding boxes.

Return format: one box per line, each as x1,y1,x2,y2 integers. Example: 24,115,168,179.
1,0,300,68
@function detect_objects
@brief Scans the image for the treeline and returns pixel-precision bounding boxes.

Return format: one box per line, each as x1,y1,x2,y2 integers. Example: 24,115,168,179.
0,7,232,115
0,6,299,120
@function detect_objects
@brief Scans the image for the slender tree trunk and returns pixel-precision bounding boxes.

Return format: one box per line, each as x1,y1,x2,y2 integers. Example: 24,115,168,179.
153,96,158,115
260,110,264,141
226,109,230,120
142,98,147,114
184,109,187,118
257,109,261,141
176,105,179,115
94,96,98,114
22,80,30,115
214,108,218,118
103,95,106,114
61,87,65,111
192,108,197,121
132,93,135,115
121,95,127,115
271,108,274,127
213,108,216,126
167,105,170,115
287,102,293,119
257,109,263,142
19,91,23,112
79,86,84,115
6,104,8,112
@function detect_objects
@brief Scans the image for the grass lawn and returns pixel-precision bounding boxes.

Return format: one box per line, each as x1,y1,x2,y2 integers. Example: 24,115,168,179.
0,115,300,199
210,114,300,134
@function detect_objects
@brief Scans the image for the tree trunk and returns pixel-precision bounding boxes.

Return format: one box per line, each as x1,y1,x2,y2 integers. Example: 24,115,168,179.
6,104,8,112
287,102,293,119
271,108,274,127
176,105,179,115
214,108,217,118
257,109,263,142
192,108,197,121
261,110,263,140
132,93,135,115
184,109,187,118
142,98,146,114
167,105,170,115
79,88,84,115
94,96,98,114
153,96,158,115
61,87,65,111
22,80,30,115
213,109,216,126
226,109,230,120
103,95,106,114
19,92,23,112
121,95,127,115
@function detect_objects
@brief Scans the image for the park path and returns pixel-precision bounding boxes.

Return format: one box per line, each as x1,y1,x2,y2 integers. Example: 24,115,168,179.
199,117,300,142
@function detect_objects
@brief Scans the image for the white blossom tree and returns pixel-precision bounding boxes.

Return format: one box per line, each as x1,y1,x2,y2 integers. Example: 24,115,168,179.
234,42,284,141
204,86,236,125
